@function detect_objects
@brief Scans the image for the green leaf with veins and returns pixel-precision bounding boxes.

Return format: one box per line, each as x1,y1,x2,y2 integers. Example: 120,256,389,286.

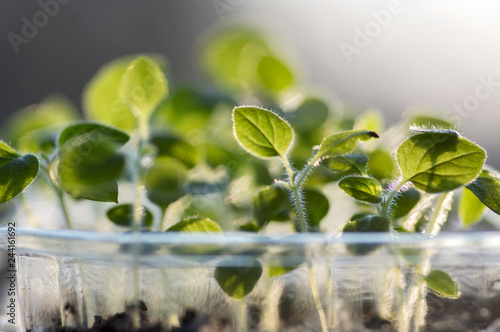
0,142,39,204
323,153,368,180
233,106,294,159
167,216,222,232
465,169,500,215
390,187,421,220
424,269,461,299
338,176,382,204
107,204,153,228
120,56,168,119
314,130,379,163
397,132,486,193
214,258,262,300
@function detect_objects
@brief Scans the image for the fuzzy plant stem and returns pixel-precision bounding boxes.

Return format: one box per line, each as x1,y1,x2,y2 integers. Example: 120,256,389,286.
133,115,150,231
39,164,74,229
282,156,328,332
399,193,449,332
382,180,406,219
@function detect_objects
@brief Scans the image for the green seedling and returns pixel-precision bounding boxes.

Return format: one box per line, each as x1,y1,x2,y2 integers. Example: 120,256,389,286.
2,26,500,332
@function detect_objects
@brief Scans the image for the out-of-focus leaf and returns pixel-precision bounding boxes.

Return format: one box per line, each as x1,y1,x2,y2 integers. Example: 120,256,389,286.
367,149,395,180
214,258,262,300
107,204,153,228
256,55,294,93
0,142,39,204
145,157,187,209
286,97,329,133
167,216,222,232
466,169,500,215
3,95,78,154
253,185,290,227
150,134,199,169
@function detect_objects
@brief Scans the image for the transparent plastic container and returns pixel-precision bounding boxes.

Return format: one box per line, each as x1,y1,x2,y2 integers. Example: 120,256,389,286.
2,228,500,332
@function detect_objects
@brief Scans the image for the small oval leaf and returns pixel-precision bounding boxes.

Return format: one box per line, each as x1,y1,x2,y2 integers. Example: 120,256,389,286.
59,122,130,149
390,187,421,220
338,176,382,204
233,106,294,159
397,132,486,193
424,269,461,299
107,204,153,228
214,258,263,300
167,216,222,232
459,187,486,227
0,143,39,204
120,56,168,119
465,169,500,215
314,130,379,162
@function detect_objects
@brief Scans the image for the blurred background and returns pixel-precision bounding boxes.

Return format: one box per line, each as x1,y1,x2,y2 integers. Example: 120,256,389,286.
1,0,500,167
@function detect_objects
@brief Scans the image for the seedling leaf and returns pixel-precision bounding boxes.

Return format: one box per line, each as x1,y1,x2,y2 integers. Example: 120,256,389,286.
0,142,38,204
214,258,263,300
459,187,486,227
120,56,168,119
315,130,379,162
167,216,222,232
338,176,382,204
424,269,461,299
397,132,486,193
107,204,153,228
323,153,368,180
233,106,294,159
390,187,421,220
465,169,500,215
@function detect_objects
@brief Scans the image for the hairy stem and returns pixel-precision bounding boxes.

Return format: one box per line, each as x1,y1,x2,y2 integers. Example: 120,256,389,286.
57,191,73,230
281,156,327,332
39,163,73,229
381,180,406,219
